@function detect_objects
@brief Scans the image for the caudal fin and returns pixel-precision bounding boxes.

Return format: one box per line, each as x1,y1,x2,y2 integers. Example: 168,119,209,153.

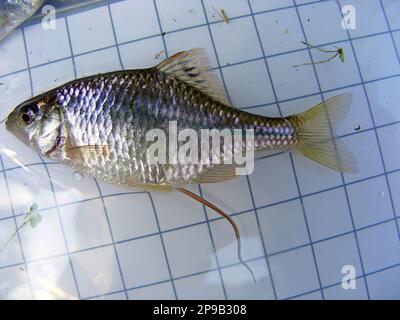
294,93,358,174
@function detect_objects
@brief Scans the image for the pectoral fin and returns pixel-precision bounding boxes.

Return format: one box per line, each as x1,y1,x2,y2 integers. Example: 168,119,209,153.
66,145,111,162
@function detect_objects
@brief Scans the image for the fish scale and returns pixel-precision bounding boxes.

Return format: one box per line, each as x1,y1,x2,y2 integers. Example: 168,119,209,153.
6,49,357,190
3,47,359,288
49,67,294,186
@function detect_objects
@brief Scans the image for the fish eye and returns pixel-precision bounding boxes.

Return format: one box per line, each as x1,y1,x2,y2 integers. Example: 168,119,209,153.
18,103,39,125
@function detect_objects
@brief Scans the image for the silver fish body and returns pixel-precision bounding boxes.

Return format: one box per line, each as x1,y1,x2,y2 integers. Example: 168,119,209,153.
44,69,294,187
6,49,357,189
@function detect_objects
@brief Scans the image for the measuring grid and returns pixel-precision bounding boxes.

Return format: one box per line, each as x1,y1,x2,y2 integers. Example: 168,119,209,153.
0,0,399,300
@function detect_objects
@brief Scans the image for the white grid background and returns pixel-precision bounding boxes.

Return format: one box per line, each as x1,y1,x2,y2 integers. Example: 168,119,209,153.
0,0,399,300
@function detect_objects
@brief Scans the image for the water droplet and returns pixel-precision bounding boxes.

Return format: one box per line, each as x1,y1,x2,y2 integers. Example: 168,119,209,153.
73,171,83,181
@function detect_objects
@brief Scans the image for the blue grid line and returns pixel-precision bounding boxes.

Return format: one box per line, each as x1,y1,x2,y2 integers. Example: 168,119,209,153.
339,0,400,295
287,260,400,300
0,29,399,113
20,26,82,299
197,0,232,103
21,0,384,52
146,192,178,299
92,179,129,299
108,0,178,299
152,0,169,57
3,107,400,177
24,0,125,27
241,72,400,110
36,154,82,299
196,185,229,299
199,0,277,299
1,163,400,258
0,153,34,298
1,159,399,233
1,0,399,300
3,66,399,120
22,0,331,35
187,0,237,299
87,4,137,301
336,0,400,243
293,0,370,299
155,0,228,299
3,71,400,159
1,222,399,300
240,0,284,300
193,0,247,299
2,46,399,127
248,0,326,299
298,0,371,296
214,26,400,69
106,4,124,69
2,206,399,283
2,24,399,80
2,7,399,79
244,175,278,299
147,0,182,298
379,0,400,65
65,11,130,299
86,255,270,300
152,3,237,299
150,1,188,300
64,17,77,77
0,200,375,257
83,258,400,301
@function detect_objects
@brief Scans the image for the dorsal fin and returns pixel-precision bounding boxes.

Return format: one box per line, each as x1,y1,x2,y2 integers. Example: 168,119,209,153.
156,48,231,106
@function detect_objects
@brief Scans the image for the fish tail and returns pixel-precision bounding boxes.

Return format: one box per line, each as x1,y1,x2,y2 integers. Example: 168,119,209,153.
292,93,358,173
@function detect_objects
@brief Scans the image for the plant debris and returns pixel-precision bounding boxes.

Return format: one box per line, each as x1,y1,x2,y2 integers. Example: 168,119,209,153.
293,41,345,67
26,203,42,228
221,9,230,24
155,50,165,60
0,203,42,253
212,7,230,24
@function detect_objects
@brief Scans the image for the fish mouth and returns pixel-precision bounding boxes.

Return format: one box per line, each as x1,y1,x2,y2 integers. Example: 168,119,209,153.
3,110,15,131
3,109,25,142
0,106,12,127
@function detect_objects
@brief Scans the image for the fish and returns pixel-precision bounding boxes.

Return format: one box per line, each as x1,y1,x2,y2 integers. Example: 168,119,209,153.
5,48,358,281
5,49,358,183
0,0,45,41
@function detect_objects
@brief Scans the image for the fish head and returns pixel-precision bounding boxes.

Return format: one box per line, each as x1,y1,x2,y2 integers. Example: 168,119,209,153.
6,97,65,159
